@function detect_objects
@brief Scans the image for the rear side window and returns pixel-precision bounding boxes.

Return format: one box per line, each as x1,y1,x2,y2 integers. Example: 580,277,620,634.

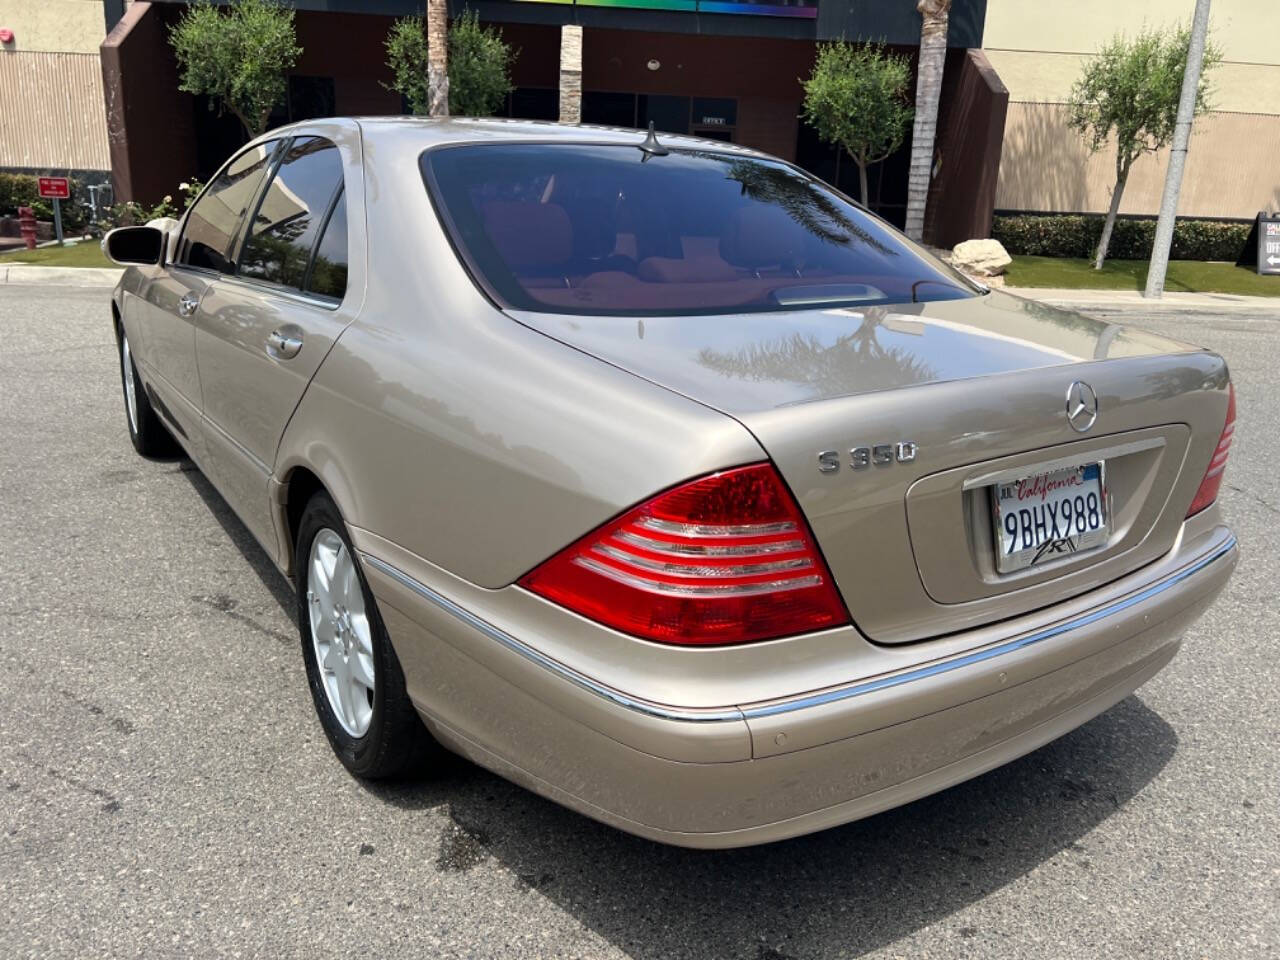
239,136,345,295
177,141,276,273
422,143,974,316
306,187,348,300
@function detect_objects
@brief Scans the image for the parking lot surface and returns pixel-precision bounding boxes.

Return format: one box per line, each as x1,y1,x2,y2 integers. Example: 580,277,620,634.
2,283,1276,958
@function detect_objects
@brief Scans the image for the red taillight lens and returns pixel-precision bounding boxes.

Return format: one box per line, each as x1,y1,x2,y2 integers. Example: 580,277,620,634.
518,463,850,646
1187,382,1236,518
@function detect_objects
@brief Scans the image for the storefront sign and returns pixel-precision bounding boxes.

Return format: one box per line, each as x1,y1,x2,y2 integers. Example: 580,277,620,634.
515,0,817,18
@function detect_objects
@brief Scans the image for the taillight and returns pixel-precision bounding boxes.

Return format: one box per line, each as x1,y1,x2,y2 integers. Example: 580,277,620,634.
1186,382,1236,518
518,463,850,646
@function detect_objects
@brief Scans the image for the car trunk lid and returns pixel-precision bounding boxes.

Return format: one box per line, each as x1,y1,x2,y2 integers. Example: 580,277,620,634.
509,292,1230,642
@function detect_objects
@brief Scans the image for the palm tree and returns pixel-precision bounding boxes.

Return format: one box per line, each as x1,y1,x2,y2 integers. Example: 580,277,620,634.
904,0,951,242
426,0,449,116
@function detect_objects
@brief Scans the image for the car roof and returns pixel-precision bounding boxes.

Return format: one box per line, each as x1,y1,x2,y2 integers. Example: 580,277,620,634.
253,115,773,161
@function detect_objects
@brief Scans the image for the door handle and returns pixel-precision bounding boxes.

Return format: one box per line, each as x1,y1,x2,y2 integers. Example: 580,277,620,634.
178,292,199,317
266,329,303,359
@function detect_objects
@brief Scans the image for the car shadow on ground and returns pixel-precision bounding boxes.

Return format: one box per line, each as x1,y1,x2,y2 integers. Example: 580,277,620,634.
177,459,297,620
180,459,1179,959
363,696,1176,959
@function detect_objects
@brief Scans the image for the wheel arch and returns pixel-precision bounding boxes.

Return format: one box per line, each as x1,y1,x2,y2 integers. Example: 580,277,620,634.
275,452,361,579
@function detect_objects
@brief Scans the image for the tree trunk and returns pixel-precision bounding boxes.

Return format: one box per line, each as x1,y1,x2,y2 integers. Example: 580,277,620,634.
1094,166,1129,270
904,0,950,242
855,158,869,207
426,0,449,117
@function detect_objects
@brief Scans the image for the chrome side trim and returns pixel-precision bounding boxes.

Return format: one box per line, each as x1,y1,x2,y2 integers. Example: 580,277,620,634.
740,534,1237,720
360,553,746,725
361,535,1236,726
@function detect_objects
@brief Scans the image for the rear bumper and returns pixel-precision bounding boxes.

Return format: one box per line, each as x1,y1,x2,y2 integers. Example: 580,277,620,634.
360,522,1237,849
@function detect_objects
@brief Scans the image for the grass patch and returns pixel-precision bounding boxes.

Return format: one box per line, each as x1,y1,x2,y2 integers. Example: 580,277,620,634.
1005,256,1280,297
0,241,113,269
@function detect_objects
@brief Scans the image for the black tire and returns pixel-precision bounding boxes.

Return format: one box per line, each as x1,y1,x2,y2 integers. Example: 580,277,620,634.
295,490,433,779
117,325,177,457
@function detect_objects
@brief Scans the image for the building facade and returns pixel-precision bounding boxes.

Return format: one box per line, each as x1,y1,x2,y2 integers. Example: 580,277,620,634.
100,0,1007,245
0,0,112,176
985,0,1280,220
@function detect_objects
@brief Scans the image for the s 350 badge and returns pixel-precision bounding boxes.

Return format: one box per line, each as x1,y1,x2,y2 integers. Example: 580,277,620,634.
818,442,917,474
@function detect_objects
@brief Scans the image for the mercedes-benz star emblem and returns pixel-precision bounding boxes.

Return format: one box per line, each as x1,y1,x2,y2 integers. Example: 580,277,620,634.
1066,381,1098,433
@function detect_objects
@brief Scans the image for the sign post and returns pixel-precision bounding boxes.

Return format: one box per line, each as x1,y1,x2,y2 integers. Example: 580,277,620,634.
1259,213,1280,277
37,176,71,246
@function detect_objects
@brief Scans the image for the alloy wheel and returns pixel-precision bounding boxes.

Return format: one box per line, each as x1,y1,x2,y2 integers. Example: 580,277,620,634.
307,529,375,737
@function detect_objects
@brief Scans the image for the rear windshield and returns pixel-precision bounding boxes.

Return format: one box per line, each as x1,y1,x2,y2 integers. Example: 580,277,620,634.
422,143,975,316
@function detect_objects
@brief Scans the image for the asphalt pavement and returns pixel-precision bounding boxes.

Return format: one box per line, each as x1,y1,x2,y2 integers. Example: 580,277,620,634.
1,283,1276,959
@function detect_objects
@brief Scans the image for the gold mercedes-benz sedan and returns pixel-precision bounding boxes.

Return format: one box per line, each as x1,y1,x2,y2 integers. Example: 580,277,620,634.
104,117,1238,848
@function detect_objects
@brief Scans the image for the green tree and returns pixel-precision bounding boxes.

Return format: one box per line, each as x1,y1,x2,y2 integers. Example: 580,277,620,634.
448,10,516,117
169,0,301,139
385,9,515,118
1068,24,1221,269
800,41,913,208
385,15,432,116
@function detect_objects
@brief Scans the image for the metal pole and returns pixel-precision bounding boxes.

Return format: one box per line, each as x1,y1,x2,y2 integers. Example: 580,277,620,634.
1145,0,1213,299
53,197,64,246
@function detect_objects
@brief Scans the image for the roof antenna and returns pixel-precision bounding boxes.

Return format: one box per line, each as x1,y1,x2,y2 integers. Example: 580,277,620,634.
638,121,669,161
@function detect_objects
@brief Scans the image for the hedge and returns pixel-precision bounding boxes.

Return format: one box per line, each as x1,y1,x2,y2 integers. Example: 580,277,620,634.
993,214,1251,262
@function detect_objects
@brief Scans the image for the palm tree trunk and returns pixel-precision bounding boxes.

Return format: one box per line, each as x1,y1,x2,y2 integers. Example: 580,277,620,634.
426,0,449,117
904,0,951,242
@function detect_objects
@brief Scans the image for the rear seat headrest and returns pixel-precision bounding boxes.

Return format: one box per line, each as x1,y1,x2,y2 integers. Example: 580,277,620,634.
482,201,572,269
719,206,798,269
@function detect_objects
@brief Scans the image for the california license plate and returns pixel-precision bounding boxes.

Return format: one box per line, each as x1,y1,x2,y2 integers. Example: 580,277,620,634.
992,462,1108,573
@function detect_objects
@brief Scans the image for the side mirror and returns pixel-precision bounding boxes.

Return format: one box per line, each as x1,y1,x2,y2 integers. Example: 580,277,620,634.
102,226,164,266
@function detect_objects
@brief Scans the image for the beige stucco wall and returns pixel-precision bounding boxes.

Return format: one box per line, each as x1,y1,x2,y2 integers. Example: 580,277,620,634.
0,0,106,54
983,0,1279,71
985,0,1280,217
0,0,109,170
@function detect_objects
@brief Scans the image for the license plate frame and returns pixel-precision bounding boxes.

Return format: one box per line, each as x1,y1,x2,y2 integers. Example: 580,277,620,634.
991,461,1109,574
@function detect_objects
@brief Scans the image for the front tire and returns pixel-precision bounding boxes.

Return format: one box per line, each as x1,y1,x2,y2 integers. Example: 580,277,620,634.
296,491,432,779
118,327,176,457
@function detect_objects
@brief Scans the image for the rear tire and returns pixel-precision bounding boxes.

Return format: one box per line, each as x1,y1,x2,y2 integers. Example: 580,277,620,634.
118,327,177,457
296,491,434,779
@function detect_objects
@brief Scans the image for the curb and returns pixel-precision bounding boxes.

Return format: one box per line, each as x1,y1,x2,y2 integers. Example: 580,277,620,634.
1004,286,1278,316
0,264,124,287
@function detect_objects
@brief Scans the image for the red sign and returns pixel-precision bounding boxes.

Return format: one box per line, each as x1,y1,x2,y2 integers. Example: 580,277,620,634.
38,176,70,200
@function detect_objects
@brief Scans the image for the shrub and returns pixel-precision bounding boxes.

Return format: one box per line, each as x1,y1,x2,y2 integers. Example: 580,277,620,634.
993,214,1251,263
0,172,90,230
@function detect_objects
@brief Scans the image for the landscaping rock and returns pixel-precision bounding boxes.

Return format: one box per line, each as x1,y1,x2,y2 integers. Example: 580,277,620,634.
951,238,1012,277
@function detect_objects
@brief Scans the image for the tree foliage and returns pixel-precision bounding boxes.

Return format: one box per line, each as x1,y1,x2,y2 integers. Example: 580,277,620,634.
384,15,432,116
169,0,301,139
385,10,515,118
448,10,515,117
1067,24,1221,268
800,41,913,207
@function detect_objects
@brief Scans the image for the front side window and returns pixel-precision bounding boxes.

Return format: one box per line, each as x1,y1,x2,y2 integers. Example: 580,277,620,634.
177,141,276,273
422,143,975,316
239,136,345,293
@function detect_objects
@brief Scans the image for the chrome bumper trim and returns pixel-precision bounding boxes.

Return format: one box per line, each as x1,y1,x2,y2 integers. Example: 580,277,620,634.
740,534,1237,720
360,553,746,724
362,534,1236,727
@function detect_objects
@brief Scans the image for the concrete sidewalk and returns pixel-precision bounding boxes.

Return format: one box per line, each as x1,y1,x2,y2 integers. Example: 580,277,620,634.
1005,285,1278,315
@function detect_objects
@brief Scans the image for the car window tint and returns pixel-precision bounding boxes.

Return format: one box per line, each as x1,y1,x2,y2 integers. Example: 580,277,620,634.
423,144,975,317
177,142,276,273
239,137,344,292
306,186,348,300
